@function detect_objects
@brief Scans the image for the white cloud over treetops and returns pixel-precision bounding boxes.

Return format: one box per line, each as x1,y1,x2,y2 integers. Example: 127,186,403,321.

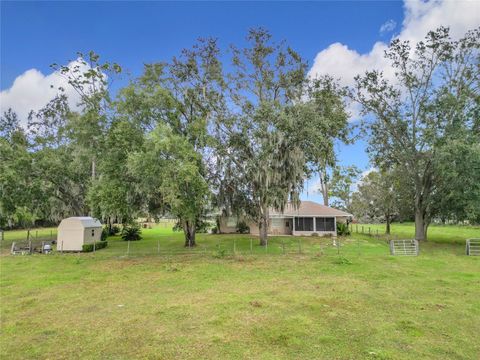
308,0,480,120
379,19,397,34
2,1,478,127
0,59,91,126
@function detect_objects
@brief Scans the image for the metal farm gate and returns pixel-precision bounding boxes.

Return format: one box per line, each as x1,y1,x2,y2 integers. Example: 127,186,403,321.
389,239,419,256
466,238,480,256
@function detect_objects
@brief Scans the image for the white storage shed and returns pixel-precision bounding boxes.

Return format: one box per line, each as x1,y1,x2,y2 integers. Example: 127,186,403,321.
57,217,102,251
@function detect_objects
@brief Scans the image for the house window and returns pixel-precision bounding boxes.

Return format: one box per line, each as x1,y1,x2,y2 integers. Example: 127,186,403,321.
316,217,335,232
271,218,283,228
295,217,314,231
91,229,95,237
227,216,237,227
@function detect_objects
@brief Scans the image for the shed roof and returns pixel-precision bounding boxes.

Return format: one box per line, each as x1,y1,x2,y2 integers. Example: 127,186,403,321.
270,201,352,217
58,217,102,229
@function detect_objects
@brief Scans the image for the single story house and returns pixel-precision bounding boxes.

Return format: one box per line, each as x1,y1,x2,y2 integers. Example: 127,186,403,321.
219,200,352,236
57,216,102,251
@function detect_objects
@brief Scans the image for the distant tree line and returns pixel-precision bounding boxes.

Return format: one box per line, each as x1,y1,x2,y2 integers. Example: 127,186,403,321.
1,26,478,244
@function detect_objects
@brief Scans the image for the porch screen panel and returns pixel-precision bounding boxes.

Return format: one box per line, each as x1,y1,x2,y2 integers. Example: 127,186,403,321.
325,217,335,231
295,217,313,231
316,217,335,231
316,217,325,231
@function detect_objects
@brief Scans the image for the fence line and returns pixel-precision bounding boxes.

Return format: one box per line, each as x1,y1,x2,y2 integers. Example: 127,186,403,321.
112,236,368,259
5,232,376,257
3,225,397,258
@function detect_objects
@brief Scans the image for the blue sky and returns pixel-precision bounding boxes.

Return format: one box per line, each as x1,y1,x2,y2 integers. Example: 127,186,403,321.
1,2,403,87
2,1,477,203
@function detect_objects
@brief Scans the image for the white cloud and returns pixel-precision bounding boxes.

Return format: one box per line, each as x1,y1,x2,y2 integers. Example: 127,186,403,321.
401,0,480,43
380,19,397,34
308,0,480,108
307,176,321,194
352,167,377,192
0,59,91,126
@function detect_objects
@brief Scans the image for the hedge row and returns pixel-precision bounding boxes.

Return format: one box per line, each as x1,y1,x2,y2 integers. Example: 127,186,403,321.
82,240,108,252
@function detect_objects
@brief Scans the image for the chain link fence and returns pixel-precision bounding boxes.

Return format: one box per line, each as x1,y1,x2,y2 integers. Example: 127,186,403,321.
2,223,389,258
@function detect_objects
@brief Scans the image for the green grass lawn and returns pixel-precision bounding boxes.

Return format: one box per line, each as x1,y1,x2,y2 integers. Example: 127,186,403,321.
1,224,479,359
354,222,480,245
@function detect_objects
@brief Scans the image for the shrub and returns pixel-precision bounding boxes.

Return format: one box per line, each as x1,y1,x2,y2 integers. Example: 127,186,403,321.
212,245,227,258
311,232,319,237
337,222,351,236
108,225,121,236
196,219,211,233
82,241,108,252
101,228,108,241
333,256,352,265
172,221,182,232
121,225,142,241
211,226,218,234
236,221,250,234
172,220,211,233
101,225,120,241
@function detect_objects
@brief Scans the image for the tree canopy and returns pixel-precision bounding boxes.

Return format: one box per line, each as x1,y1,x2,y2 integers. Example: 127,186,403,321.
353,26,480,240
1,26,478,246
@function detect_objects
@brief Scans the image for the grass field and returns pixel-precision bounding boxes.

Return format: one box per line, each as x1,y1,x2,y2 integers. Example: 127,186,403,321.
1,223,479,359
353,222,480,245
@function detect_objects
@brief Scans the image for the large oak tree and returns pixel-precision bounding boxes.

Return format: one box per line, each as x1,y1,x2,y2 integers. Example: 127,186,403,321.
354,27,479,241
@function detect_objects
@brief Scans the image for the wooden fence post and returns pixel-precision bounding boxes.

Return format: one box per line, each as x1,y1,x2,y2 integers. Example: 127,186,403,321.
250,238,253,254
27,230,32,254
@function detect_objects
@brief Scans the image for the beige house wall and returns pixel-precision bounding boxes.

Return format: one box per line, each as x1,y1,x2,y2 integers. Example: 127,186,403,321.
220,216,343,236
292,230,336,236
336,216,349,223
218,215,260,234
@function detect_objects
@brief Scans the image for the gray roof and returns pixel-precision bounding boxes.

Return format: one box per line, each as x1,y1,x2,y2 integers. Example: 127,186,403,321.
270,201,352,217
58,217,102,229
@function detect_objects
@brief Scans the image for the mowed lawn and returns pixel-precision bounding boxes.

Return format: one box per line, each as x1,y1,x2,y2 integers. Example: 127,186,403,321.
1,224,479,359
353,222,480,245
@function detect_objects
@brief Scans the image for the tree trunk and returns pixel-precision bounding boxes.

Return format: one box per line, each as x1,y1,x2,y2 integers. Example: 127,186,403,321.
319,171,329,206
91,159,96,180
414,208,428,241
259,205,269,246
183,220,196,247
385,215,391,235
